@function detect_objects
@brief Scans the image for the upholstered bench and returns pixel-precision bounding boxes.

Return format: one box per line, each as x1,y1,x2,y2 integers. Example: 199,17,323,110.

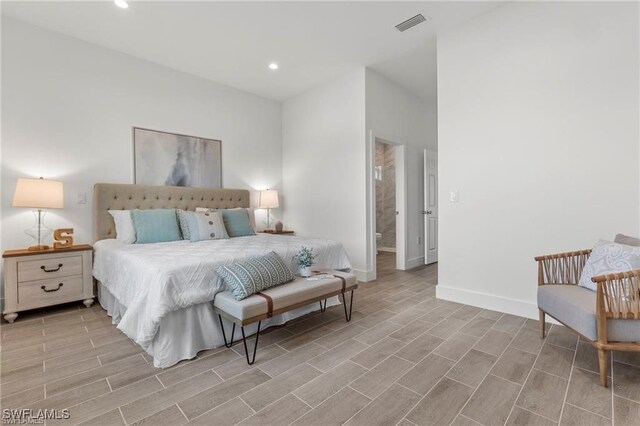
214,270,357,364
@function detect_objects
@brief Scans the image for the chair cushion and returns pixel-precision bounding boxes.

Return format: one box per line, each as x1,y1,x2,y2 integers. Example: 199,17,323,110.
214,271,357,321
538,284,640,342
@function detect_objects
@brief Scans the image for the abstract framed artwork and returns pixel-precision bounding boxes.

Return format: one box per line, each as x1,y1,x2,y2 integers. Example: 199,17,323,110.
133,127,222,188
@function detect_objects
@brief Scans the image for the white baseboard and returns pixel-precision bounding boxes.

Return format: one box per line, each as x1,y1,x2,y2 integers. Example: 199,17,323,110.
405,256,425,270
377,247,396,253
436,284,560,324
353,268,376,282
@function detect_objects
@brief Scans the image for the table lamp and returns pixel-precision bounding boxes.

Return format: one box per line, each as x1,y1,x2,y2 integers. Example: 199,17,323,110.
258,189,279,229
12,177,64,250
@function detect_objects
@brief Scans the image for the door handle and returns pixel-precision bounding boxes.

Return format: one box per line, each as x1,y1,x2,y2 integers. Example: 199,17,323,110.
426,210,433,215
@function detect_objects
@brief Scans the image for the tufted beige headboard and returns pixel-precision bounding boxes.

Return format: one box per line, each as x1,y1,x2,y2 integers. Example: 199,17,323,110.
94,183,250,241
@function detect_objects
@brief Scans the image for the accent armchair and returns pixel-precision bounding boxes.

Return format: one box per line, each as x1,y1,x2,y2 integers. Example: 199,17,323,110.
535,249,640,387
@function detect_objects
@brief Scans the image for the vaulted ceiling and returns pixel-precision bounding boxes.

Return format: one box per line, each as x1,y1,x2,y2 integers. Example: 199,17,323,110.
2,1,505,101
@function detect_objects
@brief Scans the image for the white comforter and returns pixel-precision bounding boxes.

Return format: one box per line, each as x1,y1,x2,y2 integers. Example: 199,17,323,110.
93,235,351,350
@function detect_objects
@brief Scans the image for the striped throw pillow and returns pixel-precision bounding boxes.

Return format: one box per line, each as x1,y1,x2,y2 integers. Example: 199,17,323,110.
217,252,294,300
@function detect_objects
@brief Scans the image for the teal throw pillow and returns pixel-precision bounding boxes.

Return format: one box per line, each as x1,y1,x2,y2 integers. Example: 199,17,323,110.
131,209,181,244
222,209,255,237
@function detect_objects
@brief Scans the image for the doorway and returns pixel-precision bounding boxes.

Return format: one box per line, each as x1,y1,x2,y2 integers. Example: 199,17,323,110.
423,149,438,265
374,140,397,255
370,136,406,276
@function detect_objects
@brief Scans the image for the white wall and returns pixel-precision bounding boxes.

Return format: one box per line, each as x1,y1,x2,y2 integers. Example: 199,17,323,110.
1,18,283,288
282,68,436,280
282,69,367,278
365,69,437,274
436,1,640,318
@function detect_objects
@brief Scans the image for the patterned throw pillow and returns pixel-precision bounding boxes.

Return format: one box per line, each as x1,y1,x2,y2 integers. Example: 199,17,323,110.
216,252,294,300
176,209,192,240
578,240,640,291
177,210,228,242
196,207,257,232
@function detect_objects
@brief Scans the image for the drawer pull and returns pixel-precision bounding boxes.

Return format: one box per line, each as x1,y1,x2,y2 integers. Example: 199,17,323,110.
41,283,64,293
41,264,63,273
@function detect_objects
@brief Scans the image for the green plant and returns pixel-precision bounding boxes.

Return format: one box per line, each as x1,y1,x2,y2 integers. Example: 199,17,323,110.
293,246,315,268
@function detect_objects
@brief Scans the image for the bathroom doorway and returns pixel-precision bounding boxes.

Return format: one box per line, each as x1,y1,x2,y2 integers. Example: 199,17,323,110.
374,140,397,255
371,136,406,275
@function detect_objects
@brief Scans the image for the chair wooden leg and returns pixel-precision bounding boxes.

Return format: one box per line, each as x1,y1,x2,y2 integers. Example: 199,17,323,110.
598,348,608,387
539,309,546,338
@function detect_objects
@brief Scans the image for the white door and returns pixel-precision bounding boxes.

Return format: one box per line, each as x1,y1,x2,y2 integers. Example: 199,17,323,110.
424,149,438,264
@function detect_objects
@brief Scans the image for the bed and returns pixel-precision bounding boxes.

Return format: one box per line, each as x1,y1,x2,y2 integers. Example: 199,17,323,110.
92,183,351,367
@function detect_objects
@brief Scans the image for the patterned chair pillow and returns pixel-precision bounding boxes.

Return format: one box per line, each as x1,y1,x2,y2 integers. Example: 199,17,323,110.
177,210,228,242
216,251,294,300
578,240,640,291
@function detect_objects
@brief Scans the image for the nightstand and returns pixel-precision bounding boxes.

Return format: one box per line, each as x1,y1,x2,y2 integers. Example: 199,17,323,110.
259,230,295,235
2,244,94,323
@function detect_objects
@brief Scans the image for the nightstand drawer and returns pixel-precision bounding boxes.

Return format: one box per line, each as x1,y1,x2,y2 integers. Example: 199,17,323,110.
17,255,83,282
18,275,84,307
3,244,94,322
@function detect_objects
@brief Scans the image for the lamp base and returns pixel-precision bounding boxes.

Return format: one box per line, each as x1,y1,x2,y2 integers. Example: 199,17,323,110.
25,209,53,251
27,244,50,251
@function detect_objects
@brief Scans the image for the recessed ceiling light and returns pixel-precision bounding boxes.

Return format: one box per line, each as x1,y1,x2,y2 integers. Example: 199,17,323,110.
268,63,279,70
114,0,129,9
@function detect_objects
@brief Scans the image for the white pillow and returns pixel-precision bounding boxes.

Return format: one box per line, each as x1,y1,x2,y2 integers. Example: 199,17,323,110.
578,240,640,291
108,210,136,244
196,207,257,232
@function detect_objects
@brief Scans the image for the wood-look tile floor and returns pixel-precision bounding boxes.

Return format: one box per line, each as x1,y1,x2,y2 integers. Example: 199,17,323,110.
1,252,639,425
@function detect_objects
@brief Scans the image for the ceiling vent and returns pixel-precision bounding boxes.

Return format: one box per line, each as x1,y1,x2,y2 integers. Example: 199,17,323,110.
395,14,427,32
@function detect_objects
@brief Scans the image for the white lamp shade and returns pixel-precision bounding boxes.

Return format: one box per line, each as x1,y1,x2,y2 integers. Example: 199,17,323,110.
258,189,279,209
13,178,64,209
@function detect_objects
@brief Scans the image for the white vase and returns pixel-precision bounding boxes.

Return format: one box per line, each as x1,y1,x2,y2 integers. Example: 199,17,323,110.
299,266,312,277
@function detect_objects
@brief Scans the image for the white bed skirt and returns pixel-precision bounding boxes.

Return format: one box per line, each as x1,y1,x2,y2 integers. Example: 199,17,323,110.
98,283,339,368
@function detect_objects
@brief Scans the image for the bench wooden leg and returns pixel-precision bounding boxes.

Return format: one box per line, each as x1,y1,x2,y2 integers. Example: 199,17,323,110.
240,321,261,365
319,299,327,313
343,290,354,322
218,315,236,348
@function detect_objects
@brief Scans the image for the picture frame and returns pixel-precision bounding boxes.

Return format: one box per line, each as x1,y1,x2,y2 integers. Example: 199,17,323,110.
133,127,222,188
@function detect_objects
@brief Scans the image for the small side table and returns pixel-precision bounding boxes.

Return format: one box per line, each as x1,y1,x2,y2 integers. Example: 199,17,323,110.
2,244,94,323
259,230,295,236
